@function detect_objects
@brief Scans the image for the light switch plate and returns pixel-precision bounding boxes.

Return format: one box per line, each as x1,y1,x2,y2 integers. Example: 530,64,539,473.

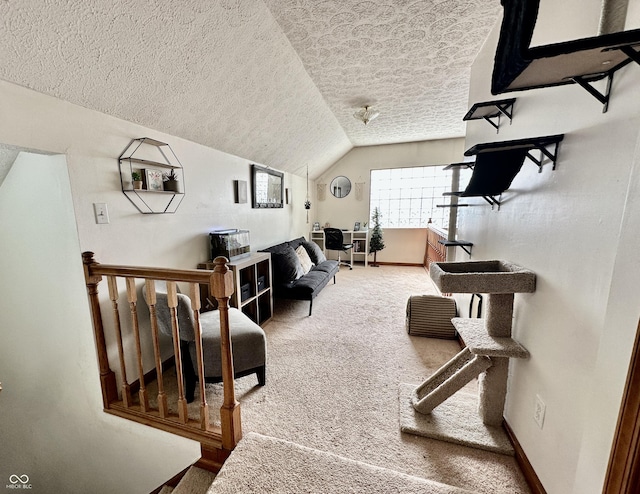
93,203,109,224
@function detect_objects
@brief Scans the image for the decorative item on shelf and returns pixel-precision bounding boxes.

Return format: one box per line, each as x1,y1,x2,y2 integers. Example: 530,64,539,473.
353,222,361,231
369,207,385,267
163,168,180,192
353,105,380,125
312,222,320,231
144,168,164,191
131,171,143,190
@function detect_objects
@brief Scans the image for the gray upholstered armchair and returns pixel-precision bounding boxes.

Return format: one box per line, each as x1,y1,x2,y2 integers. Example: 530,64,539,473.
143,283,266,403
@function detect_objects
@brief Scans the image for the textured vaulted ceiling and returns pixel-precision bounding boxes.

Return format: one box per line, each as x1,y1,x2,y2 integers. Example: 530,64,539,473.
0,1,500,178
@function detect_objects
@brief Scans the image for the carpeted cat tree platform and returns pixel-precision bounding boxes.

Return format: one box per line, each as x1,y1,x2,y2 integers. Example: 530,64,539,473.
400,260,536,455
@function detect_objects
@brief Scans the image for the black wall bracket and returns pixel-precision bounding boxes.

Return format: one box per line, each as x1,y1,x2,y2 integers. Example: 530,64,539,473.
438,239,473,256
463,98,516,133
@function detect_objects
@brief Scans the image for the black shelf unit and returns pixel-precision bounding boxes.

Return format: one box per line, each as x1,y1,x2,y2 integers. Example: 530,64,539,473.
463,98,516,133
118,137,185,214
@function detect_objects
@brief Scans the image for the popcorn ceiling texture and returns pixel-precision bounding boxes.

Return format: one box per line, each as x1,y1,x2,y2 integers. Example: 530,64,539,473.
265,0,501,147
0,0,500,177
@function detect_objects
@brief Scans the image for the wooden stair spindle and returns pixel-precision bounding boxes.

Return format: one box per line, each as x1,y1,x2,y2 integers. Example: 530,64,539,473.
126,277,149,412
167,281,189,423
82,252,118,408
145,279,169,418
211,256,242,450
189,283,211,431
107,275,132,407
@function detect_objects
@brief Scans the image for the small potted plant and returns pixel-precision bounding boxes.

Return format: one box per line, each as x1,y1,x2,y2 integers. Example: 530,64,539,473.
163,169,180,192
131,171,143,190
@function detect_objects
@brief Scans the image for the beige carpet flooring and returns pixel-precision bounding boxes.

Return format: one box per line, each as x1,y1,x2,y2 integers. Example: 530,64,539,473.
151,265,531,493
208,432,473,494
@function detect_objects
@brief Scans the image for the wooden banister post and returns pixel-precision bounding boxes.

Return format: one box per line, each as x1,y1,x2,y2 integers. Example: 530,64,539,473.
107,276,132,407
190,283,211,431
167,281,189,423
126,277,149,411
82,252,118,408
211,256,242,449
145,280,168,418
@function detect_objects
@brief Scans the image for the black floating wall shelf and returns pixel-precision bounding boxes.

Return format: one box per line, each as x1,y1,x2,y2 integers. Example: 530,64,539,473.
463,98,516,133
492,0,640,112
438,239,473,256
440,134,564,209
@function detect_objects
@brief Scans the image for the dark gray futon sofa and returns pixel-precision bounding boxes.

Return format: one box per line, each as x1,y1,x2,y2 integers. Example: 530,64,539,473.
260,237,339,315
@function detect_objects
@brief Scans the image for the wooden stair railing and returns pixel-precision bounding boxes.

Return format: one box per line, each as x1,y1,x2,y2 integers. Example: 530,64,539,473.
82,252,241,457
424,223,448,270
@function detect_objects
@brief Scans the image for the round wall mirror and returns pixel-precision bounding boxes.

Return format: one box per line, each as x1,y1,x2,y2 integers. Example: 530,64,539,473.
330,176,351,198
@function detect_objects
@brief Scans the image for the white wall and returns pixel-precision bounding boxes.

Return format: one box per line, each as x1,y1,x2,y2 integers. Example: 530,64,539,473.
313,139,465,264
0,80,308,267
0,80,309,492
0,152,199,493
462,2,640,492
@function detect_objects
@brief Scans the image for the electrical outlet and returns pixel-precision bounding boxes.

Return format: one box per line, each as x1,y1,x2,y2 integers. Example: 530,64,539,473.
534,394,546,429
93,203,110,224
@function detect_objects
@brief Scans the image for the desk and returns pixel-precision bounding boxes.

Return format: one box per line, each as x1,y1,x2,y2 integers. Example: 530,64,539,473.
310,230,369,267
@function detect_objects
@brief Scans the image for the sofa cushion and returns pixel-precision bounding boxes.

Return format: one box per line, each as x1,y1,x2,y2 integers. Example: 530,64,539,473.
287,237,307,251
288,270,334,296
295,245,314,274
271,245,305,284
260,241,290,255
302,240,326,265
312,260,338,274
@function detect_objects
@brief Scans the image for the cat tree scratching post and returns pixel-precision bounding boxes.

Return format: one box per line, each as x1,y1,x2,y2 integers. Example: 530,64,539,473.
400,260,535,454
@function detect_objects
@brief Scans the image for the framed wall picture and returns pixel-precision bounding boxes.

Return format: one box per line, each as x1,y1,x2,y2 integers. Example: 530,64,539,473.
144,169,164,191
353,222,361,231
234,180,248,203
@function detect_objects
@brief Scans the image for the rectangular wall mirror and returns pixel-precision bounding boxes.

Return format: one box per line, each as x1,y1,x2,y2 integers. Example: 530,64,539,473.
251,164,284,208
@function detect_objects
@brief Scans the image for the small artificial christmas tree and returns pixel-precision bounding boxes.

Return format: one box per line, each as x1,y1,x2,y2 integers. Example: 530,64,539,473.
369,207,385,267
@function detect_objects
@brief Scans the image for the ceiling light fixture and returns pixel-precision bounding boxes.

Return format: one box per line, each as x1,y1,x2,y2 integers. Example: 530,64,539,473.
353,105,379,125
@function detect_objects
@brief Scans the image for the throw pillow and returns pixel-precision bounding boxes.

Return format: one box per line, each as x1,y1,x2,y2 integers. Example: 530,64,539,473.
271,245,305,284
295,245,314,275
302,240,326,265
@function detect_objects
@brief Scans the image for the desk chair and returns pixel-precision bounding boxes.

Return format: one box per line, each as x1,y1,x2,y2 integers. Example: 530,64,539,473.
324,228,353,269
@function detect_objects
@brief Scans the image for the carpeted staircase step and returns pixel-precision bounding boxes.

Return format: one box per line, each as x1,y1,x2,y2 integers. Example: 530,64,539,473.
207,432,472,493
171,466,216,494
